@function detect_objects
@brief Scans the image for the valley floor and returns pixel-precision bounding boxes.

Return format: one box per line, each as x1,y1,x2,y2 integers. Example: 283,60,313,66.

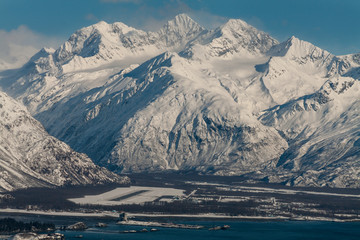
1,174,360,222
0,208,358,223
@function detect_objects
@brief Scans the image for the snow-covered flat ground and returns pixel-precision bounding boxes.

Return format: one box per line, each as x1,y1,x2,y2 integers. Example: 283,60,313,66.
68,186,185,205
0,208,357,222
216,186,360,199
186,181,360,199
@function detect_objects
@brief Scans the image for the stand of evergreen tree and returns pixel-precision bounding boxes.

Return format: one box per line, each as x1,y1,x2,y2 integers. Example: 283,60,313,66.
0,218,55,234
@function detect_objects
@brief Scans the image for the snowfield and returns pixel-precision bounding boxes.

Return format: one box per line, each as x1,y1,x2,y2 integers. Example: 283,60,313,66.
68,186,185,205
216,186,360,199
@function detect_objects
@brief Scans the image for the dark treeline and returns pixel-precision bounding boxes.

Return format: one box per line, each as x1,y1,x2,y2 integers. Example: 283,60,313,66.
81,199,260,216
0,218,55,234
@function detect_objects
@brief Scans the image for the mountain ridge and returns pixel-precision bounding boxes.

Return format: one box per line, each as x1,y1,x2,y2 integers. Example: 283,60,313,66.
0,90,128,192
1,14,360,188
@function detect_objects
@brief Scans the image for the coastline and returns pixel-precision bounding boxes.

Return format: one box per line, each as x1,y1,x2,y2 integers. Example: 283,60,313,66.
1,208,359,223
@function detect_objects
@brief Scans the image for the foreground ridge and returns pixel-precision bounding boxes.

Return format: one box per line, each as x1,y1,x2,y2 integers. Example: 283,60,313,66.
0,91,128,192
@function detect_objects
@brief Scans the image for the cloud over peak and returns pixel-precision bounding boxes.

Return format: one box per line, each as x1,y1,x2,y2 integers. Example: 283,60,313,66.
0,26,61,70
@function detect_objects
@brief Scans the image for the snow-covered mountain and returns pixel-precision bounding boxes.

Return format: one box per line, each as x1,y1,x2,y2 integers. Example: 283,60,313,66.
33,52,287,175
263,36,334,104
54,13,205,73
0,14,206,115
1,14,359,188
181,18,277,59
260,75,360,187
0,90,127,192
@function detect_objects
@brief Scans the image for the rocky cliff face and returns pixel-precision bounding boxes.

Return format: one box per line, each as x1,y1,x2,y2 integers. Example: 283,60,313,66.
0,91,127,192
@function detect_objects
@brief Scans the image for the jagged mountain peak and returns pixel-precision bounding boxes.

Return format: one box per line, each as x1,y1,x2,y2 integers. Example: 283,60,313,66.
268,35,332,59
217,18,277,47
40,47,55,54
350,53,360,64
327,52,360,78
156,13,206,48
48,14,206,72
260,36,335,105
28,47,55,63
164,13,200,29
53,20,144,67
77,14,202,41
174,13,193,20
181,17,278,58
76,20,136,35
220,18,253,32
89,20,109,29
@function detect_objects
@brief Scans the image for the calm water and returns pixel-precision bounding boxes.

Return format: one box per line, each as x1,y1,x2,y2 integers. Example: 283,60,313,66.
3,215,360,240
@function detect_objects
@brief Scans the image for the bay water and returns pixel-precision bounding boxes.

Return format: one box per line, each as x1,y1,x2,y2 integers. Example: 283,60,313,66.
2,215,360,240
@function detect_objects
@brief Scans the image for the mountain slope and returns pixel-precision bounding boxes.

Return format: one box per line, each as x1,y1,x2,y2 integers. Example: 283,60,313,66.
260,76,360,187
54,14,205,73
260,36,334,105
1,14,360,188
0,91,127,192
0,14,206,116
181,18,278,59
35,52,287,174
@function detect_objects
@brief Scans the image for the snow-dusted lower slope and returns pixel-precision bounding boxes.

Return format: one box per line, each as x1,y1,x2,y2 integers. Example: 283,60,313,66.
260,76,360,187
0,91,127,192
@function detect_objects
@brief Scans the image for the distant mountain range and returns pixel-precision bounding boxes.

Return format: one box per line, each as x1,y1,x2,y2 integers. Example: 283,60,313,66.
0,14,359,189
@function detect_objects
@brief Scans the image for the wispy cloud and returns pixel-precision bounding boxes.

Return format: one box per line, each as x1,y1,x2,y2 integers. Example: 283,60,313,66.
0,26,61,69
104,0,227,31
187,10,228,30
85,13,99,22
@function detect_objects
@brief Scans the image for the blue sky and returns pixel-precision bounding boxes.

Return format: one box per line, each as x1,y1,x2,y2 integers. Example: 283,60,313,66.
0,0,359,64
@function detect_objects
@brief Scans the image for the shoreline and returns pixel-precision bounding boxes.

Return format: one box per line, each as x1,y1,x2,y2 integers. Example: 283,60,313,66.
1,208,360,223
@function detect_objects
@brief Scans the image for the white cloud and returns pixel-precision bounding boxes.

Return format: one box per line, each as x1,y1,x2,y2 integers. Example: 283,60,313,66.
187,11,228,30
109,0,227,32
0,26,61,70
85,13,99,22
137,11,228,32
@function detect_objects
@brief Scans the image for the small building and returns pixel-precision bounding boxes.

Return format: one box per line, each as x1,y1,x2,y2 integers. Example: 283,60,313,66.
119,212,128,222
